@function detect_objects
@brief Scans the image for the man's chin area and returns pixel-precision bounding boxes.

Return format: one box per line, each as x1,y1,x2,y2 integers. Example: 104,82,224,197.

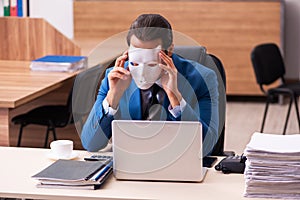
138,83,156,90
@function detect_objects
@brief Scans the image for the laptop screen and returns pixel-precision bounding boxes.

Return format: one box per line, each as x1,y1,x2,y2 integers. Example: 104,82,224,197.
112,120,206,182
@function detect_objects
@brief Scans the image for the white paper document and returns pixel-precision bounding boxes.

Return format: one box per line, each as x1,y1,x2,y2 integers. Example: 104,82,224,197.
246,132,300,153
244,132,300,199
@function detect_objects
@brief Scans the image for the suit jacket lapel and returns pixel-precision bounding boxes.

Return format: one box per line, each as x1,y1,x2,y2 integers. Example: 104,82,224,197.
120,82,172,120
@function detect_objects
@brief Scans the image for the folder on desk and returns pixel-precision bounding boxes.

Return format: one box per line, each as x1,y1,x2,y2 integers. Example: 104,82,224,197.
30,55,87,72
32,159,112,190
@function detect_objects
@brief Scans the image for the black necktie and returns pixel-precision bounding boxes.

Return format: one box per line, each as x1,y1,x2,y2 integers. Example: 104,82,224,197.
140,84,165,120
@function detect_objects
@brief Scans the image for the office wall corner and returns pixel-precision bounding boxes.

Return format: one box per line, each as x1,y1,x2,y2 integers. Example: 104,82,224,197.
29,0,74,39
284,0,300,80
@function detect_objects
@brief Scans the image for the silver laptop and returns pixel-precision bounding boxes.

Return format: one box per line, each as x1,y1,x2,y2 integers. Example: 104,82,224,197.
112,120,207,182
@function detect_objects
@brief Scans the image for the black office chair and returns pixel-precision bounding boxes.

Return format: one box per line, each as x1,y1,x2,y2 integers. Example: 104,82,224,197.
11,86,74,148
173,46,229,156
209,54,227,156
251,43,300,134
72,65,104,135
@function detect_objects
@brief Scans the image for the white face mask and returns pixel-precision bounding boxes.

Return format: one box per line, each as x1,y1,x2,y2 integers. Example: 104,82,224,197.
128,45,162,90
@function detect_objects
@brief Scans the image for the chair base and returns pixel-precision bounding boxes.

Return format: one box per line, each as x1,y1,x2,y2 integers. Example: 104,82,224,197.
17,125,57,148
261,95,300,135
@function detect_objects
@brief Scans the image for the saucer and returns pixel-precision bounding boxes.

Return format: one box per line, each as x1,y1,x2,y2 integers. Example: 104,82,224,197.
47,151,78,160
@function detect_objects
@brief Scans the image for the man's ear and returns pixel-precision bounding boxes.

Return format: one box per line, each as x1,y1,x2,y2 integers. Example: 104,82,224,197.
167,43,174,57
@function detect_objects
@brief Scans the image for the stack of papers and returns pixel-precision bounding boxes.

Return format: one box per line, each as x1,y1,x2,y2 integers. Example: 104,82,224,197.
32,159,113,190
30,55,87,72
244,132,300,199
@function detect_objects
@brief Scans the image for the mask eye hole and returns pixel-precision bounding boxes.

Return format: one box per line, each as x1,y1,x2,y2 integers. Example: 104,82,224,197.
130,62,139,66
146,62,158,67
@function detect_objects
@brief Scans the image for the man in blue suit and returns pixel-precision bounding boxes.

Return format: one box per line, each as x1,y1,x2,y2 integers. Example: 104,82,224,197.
81,14,219,155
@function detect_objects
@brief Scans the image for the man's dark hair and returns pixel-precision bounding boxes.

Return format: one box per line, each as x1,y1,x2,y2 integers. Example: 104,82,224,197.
126,14,173,50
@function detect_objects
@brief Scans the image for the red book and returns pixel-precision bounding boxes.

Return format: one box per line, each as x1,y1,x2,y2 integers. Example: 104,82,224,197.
10,0,17,16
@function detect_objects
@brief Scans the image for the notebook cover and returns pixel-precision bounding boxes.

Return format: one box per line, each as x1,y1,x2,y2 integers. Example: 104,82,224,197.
32,55,86,63
32,159,104,181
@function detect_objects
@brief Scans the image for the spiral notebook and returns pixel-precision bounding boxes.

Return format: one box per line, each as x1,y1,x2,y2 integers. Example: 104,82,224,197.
32,159,112,190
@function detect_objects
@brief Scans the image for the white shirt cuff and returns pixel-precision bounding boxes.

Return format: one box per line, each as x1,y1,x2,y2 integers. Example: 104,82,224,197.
102,98,118,116
168,98,187,118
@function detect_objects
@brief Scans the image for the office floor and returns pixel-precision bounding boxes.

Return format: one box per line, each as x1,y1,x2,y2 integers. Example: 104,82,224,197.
225,100,299,155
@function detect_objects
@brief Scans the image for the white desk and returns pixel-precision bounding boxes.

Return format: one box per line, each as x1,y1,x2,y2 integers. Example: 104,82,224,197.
0,147,263,200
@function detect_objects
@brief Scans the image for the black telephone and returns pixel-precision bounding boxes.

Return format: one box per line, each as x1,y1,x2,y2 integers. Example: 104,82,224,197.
215,155,247,174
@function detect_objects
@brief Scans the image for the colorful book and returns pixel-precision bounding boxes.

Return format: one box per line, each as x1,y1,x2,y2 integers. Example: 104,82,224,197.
17,0,22,16
3,0,10,16
30,55,88,72
22,0,27,16
9,0,17,16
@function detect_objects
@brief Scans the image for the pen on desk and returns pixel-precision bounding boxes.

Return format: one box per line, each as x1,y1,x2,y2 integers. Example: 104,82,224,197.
91,161,113,181
84,157,112,163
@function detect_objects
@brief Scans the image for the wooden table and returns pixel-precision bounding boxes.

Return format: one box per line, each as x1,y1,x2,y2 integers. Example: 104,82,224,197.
0,146,265,200
0,60,78,146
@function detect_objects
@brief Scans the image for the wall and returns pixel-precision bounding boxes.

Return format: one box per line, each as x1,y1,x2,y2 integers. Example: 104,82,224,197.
73,0,282,96
28,0,300,80
284,0,300,80
29,0,74,39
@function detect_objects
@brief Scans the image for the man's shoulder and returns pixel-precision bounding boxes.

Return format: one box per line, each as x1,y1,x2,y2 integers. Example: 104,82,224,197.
192,60,217,81
173,53,216,79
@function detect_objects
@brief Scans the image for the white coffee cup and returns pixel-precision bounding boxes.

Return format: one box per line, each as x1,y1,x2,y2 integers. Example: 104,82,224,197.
50,140,73,159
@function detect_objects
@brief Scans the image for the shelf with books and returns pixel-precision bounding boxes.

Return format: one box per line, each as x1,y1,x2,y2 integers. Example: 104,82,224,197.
1,0,28,17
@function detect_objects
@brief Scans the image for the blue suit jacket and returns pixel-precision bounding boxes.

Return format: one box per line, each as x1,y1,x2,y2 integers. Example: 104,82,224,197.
81,54,219,152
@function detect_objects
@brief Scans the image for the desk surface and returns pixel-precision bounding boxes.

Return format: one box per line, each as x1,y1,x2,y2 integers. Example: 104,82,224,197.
0,60,78,108
0,147,265,200
0,60,79,146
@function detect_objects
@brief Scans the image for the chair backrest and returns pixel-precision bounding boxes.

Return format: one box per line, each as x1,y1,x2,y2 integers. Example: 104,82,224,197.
72,65,104,133
173,45,227,156
208,54,226,156
251,43,286,88
66,85,74,124
209,54,226,90
173,45,207,64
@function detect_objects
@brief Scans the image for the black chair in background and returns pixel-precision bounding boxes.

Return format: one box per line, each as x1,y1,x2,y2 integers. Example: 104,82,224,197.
251,43,300,134
11,86,73,148
12,65,105,148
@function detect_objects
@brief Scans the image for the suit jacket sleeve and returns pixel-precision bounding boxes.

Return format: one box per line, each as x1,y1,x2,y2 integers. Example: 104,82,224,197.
171,56,219,156
173,68,219,140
